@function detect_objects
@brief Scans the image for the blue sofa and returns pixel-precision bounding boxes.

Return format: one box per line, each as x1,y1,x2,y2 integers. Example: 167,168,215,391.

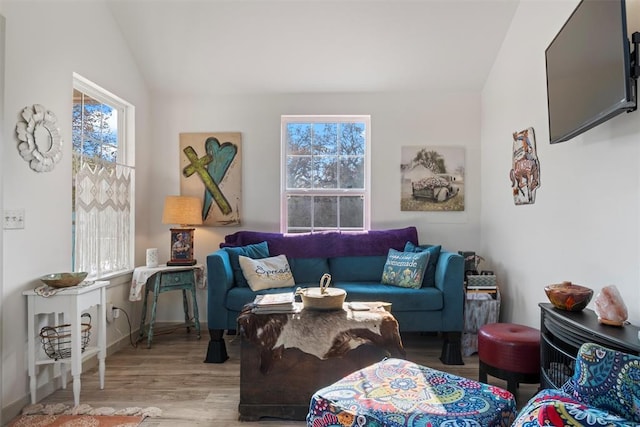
204,227,464,364
513,342,640,426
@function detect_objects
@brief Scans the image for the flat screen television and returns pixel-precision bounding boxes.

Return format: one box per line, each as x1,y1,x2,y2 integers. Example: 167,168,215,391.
545,0,637,144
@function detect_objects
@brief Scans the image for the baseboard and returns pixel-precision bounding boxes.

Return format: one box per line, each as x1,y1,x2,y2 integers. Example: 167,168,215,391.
2,388,44,426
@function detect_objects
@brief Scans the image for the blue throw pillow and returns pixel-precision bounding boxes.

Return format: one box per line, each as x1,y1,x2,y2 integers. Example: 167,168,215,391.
223,241,269,287
404,241,441,287
381,248,429,289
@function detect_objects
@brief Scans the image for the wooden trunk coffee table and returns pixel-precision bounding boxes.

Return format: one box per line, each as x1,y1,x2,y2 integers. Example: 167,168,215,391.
237,302,405,421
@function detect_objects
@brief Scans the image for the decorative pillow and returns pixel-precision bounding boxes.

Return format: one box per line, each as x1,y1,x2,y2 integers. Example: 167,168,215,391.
381,248,429,289
404,241,441,287
565,342,640,423
238,254,295,291
223,241,270,287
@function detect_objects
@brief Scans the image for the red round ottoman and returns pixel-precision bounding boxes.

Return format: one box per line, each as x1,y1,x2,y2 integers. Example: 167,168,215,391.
478,323,540,399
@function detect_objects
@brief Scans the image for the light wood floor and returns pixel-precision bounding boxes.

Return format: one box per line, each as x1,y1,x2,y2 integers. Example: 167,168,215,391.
36,325,538,426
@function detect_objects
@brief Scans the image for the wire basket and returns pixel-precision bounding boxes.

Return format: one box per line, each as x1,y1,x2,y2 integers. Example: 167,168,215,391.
39,313,92,360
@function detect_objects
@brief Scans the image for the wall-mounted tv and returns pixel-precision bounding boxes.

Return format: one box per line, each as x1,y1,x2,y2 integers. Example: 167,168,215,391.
545,0,638,144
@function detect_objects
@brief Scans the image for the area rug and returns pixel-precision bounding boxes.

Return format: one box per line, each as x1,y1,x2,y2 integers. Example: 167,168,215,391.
7,414,143,426
7,403,161,427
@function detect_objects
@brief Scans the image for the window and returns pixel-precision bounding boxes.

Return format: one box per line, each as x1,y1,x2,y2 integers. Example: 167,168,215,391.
281,115,370,233
72,73,135,278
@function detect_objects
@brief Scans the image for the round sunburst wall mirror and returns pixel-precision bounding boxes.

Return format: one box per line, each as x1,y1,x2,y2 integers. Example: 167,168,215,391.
16,104,63,172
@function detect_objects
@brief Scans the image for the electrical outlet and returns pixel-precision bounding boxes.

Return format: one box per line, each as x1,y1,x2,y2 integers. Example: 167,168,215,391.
113,308,121,319
106,302,114,323
3,209,25,229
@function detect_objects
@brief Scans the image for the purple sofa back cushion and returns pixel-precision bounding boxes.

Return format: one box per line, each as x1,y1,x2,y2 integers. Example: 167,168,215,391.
222,227,419,258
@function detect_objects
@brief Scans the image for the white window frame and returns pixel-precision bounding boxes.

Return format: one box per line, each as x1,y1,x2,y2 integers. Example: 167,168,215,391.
280,115,371,233
72,73,136,278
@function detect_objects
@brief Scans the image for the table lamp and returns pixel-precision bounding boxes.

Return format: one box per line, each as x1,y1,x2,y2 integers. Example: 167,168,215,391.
162,195,203,266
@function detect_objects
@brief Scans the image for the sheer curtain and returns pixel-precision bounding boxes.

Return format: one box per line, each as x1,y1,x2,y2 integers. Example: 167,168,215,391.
74,159,133,277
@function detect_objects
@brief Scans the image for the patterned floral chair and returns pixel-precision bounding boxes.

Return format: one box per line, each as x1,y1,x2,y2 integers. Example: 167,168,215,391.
306,358,516,427
513,342,640,426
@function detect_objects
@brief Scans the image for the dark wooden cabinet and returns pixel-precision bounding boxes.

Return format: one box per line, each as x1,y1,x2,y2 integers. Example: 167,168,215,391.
237,305,406,421
539,303,640,389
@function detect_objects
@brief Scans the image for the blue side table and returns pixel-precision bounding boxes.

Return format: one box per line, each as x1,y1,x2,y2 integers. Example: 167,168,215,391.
133,265,202,348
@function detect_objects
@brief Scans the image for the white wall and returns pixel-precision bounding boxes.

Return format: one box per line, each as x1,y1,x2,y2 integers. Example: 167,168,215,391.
481,0,640,327
147,90,483,320
1,1,150,419
0,5,5,422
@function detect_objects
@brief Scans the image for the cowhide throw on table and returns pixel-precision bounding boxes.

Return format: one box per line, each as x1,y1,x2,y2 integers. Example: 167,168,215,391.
238,305,405,373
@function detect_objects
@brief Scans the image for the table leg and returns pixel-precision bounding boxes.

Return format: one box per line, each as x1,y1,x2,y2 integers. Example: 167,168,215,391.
70,305,82,407
147,275,160,348
98,287,106,389
27,298,37,404
59,313,68,389
191,285,201,339
182,289,190,333
138,284,149,343
60,363,68,390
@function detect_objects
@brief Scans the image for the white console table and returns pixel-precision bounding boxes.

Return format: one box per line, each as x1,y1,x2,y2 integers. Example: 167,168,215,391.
23,280,109,406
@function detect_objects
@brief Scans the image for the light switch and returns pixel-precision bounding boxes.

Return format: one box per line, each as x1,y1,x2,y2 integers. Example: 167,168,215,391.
3,209,25,229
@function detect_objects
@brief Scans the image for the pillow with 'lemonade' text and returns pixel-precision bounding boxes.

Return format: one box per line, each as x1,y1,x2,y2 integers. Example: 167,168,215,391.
381,248,430,289
238,254,295,291
404,241,441,287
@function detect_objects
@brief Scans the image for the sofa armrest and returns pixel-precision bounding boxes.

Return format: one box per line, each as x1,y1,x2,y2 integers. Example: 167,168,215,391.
206,249,235,328
434,251,464,331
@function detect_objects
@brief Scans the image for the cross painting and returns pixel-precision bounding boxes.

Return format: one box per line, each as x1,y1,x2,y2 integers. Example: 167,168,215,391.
509,127,540,205
180,132,242,226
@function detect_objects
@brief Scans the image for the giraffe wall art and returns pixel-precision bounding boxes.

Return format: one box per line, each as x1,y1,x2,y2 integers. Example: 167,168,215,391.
180,132,242,226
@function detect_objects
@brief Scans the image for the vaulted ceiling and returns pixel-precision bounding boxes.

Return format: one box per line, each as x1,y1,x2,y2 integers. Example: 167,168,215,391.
107,0,519,96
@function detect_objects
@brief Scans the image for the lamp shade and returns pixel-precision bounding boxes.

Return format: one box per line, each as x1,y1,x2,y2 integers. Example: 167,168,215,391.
162,196,203,226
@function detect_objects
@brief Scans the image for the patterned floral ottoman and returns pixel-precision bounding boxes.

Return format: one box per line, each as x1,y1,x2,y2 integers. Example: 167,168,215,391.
306,358,516,427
